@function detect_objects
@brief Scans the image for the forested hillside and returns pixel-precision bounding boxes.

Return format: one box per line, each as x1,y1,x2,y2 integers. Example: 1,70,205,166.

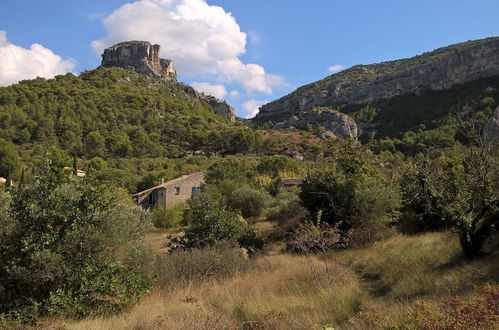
0,67,252,160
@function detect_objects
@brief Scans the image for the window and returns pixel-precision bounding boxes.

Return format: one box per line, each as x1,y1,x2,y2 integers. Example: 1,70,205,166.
191,186,200,196
175,187,181,195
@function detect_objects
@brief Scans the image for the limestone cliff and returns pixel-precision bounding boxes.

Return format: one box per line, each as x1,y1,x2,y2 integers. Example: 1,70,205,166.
181,84,236,122
255,37,499,123
101,41,177,82
273,109,358,140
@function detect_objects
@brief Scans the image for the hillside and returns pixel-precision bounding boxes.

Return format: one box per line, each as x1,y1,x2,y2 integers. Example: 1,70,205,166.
0,67,244,161
254,37,499,137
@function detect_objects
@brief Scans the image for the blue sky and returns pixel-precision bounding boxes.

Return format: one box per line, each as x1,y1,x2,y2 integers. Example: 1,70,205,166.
1,0,498,117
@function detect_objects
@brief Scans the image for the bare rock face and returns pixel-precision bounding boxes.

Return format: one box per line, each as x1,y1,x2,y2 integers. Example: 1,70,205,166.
484,106,499,145
101,41,177,82
181,84,236,122
273,109,358,140
255,37,499,123
204,96,236,122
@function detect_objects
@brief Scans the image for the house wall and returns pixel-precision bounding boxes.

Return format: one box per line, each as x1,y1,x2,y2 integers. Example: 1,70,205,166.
137,172,204,209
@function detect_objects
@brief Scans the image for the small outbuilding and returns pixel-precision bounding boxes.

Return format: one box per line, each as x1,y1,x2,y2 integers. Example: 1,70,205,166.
133,172,205,209
276,178,303,191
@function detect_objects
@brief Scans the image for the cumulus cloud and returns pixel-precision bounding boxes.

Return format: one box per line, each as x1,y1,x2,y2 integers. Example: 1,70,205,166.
191,81,227,99
242,99,268,119
92,0,284,94
0,31,75,87
327,64,344,73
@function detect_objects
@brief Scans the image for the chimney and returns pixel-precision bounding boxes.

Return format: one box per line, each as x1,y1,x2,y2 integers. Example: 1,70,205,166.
161,178,165,184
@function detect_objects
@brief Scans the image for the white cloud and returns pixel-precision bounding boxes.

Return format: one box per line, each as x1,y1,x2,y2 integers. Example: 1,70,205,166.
229,90,239,99
191,81,227,99
327,65,344,73
242,99,268,119
92,0,284,94
0,31,75,87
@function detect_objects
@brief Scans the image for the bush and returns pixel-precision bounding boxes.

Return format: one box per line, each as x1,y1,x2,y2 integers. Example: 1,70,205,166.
0,165,153,321
156,242,250,288
228,186,270,218
179,192,265,252
151,203,185,228
267,191,305,224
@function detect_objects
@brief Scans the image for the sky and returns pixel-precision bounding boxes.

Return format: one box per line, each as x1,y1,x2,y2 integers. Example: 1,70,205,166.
1,0,498,118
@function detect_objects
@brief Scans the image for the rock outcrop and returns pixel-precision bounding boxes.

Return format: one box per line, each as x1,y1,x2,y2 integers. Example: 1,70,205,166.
180,84,236,122
273,109,358,139
255,37,499,123
101,41,177,82
484,106,499,145
204,96,236,122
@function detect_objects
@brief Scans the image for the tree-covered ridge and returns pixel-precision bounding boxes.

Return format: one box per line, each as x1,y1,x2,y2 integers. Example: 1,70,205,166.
0,67,233,159
293,36,499,97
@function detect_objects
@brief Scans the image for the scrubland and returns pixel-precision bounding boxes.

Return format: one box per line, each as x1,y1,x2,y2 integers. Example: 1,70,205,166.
51,232,498,330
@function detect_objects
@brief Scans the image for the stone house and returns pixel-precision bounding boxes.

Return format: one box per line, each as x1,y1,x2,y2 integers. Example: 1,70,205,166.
133,172,204,209
276,178,303,191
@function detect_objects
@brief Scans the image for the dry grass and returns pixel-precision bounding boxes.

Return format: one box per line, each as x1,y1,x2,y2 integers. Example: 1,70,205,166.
54,255,365,330
49,232,499,330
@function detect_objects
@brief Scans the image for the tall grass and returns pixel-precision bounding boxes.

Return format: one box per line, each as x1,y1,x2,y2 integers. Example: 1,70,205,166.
53,232,498,329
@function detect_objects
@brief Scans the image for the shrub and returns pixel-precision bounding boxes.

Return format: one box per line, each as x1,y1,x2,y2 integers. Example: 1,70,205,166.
228,186,270,218
151,203,185,228
408,285,499,329
156,242,250,288
0,165,153,321
267,191,305,224
180,192,265,252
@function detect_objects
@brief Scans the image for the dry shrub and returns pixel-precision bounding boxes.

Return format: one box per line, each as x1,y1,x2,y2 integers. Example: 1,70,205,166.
409,285,499,329
156,241,250,288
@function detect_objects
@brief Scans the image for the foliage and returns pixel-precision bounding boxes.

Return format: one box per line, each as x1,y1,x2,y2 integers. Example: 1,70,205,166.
0,138,20,179
300,151,401,243
0,190,13,236
205,156,257,185
267,191,305,224
0,164,153,320
228,186,270,218
402,145,499,258
0,68,236,159
256,155,302,178
151,203,185,228
179,192,265,252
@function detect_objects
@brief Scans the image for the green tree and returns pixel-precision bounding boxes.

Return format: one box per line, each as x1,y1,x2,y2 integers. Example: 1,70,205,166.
0,138,20,179
403,146,498,258
181,192,265,251
85,131,106,158
0,165,152,318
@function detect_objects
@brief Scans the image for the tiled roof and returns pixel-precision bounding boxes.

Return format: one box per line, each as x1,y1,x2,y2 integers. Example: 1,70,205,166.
279,178,303,186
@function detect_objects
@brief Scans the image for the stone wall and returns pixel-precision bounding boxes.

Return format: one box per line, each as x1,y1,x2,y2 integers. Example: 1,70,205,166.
135,172,205,209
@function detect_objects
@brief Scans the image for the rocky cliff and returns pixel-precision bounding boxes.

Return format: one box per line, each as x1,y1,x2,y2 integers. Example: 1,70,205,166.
273,109,358,139
101,41,177,82
255,37,499,123
181,84,236,122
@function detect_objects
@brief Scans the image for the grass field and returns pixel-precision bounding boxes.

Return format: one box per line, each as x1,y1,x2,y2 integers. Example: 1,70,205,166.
48,232,498,329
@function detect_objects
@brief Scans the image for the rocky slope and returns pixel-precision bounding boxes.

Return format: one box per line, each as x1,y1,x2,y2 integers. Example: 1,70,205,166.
273,109,358,139
255,37,499,124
